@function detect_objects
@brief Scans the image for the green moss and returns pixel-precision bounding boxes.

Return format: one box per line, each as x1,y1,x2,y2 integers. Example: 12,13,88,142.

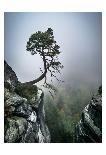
15,84,38,100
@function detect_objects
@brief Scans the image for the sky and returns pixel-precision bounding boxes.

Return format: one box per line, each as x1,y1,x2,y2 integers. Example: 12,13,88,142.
4,12,102,89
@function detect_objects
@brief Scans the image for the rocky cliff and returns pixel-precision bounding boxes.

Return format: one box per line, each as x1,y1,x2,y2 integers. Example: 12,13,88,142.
75,86,102,143
4,61,50,143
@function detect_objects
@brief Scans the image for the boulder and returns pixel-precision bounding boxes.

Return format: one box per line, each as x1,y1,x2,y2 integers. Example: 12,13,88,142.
4,61,50,143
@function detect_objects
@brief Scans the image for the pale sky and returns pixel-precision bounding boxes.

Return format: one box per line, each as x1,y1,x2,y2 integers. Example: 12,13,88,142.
4,12,102,89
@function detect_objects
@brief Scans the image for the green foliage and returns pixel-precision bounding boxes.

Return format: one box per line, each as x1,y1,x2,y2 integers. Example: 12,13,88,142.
25,28,64,96
45,86,92,143
26,28,63,72
26,28,60,56
45,95,80,143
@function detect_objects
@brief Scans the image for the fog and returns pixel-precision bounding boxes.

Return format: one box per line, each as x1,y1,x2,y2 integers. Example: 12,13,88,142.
4,12,102,90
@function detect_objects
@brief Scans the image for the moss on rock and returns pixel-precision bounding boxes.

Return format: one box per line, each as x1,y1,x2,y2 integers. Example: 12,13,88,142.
15,84,38,100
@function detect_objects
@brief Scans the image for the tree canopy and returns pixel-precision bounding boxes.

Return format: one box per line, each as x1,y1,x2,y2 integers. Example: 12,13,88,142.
23,28,63,95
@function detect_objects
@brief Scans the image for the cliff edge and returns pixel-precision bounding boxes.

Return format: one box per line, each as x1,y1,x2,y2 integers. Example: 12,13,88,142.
4,61,50,143
75,86,102,143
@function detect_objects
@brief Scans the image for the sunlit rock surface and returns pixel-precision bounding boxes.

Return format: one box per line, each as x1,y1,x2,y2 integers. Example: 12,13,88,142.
4,61,50,143
75,86,102,143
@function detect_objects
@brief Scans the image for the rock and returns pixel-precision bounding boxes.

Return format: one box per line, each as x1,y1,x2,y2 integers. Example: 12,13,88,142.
75,86,102,143
5,117,27,143
4,61,51,143
4,61,18,90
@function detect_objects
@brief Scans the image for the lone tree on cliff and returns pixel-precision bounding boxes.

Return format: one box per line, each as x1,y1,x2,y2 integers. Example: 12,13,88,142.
22,28,63,95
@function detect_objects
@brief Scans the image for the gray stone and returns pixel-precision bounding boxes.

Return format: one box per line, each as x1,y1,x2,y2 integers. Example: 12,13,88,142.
75,87,102,143
4,61,51,143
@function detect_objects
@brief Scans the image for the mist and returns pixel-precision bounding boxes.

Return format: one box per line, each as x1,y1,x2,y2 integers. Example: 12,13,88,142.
4,12,102,91
4,12,102,143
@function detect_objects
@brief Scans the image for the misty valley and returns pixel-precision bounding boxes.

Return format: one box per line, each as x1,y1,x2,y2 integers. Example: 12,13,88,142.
44,85,102,142
4,12,102,143
4,61,102,143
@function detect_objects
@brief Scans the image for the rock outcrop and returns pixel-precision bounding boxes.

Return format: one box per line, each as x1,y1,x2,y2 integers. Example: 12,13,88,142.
75,86,102,143
4,61,50,143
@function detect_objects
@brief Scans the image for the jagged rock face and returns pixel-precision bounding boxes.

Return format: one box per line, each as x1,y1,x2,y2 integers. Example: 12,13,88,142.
4,61,18,90
4,61,50,143
75,87,102,143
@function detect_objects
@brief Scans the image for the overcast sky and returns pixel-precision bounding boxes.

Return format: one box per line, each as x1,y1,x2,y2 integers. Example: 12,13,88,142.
4,12,102,89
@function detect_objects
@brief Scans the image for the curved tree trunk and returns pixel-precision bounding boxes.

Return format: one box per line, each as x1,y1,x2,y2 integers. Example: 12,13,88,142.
21,49,47,86
21,70,47,85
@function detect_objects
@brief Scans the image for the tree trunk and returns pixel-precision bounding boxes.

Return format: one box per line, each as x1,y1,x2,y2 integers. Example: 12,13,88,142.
21,49,47,86
21,70,47,85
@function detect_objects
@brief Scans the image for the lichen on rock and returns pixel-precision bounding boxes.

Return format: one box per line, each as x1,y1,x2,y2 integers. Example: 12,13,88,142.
4,61,51,143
